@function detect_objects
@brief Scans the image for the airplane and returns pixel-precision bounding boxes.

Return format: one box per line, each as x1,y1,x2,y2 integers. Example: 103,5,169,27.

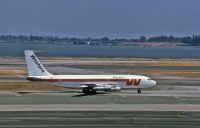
24,50,156,95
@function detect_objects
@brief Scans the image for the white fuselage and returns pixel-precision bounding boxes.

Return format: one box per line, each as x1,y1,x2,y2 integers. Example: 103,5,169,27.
27,74,156,89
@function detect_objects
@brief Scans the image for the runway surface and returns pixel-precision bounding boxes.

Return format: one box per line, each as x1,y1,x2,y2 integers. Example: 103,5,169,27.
0,57,200,127
0,90,199,111
0,111,199,128
0,90,200,105
0,86,199,127
0,104,200,111
0,91,199,128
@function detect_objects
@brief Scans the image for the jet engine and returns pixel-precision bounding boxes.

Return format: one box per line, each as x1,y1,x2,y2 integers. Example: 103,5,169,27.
93,85,121,92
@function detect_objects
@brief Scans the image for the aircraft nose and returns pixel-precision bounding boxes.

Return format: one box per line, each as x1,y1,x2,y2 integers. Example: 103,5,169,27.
151,80,156,86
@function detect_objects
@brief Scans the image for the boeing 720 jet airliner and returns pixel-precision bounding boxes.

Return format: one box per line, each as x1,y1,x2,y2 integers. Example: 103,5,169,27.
24,50,156,94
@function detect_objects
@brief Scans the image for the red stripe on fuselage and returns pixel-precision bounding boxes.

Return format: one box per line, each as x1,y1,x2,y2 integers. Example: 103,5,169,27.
44,79,126,82
27,78,142,86
27,77,129,82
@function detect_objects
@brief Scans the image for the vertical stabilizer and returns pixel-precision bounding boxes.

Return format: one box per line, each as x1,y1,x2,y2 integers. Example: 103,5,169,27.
24,50,52,76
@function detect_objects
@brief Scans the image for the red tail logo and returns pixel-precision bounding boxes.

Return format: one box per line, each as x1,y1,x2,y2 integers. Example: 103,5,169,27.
126,79,141,86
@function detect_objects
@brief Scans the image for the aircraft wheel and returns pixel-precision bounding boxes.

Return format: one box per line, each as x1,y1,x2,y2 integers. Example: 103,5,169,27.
83,88,96,95
91,90,96,94
83,88,89,95
88,89,96,94
137,89,141,94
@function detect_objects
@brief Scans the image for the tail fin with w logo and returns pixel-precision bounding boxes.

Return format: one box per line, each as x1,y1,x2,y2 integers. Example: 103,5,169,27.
24,50,52,76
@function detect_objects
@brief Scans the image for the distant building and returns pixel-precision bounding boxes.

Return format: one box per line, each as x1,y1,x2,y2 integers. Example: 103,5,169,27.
73,41,87,45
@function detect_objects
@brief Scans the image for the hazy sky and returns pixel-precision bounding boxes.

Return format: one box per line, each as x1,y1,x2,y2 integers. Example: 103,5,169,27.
0,0,199,38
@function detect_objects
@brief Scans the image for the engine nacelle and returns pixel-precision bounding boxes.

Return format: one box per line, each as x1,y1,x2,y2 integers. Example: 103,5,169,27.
111,86,121,92
93,86,121,92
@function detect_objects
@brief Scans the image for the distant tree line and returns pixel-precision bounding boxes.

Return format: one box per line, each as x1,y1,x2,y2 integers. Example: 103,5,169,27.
146,35,200,46
0,35,200,46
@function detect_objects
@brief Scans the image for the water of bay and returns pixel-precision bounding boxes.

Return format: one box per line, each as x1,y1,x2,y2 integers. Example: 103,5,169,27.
0,43,199,58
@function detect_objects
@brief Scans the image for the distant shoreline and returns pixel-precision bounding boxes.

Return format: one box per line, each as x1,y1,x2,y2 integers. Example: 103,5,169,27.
0,41,199,48
0,34,199,46
0,43,199,58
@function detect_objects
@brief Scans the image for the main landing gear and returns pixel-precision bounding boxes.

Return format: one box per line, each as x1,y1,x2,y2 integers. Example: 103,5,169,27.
82,88,96,95
137,89,141,94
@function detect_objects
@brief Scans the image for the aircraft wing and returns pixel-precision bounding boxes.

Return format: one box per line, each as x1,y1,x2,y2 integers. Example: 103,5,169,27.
80,82,121,92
